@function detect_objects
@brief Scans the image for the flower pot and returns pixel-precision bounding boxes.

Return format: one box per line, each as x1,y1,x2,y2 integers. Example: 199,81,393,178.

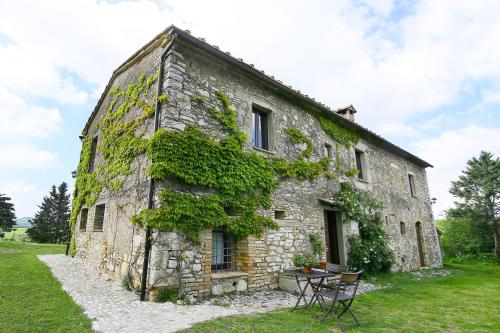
303,266,312,273
319,261,327,270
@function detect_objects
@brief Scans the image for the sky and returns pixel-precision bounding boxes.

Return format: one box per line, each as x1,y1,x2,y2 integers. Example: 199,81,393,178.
0,0,499,219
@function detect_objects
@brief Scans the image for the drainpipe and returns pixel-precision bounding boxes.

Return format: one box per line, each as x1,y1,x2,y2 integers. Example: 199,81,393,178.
140,32,178,301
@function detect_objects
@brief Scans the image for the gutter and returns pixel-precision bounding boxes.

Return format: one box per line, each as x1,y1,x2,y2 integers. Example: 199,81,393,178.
139,32,178,301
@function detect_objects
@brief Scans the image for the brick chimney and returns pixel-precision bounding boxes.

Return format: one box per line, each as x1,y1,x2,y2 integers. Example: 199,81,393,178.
336,105,357,122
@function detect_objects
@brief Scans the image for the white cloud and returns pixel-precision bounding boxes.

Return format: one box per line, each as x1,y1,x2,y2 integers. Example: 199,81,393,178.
0,181,39,218
0,145,59,169
0,88,61,138
411,125,500,218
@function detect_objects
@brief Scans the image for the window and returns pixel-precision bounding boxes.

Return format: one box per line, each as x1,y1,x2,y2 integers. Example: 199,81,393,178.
88,136,98,172
274,210,287,220
79,208,88,231
408,174,416,197
93,204,105,231
400,221,406,235
355,149,365,180
211,229,234,272
251,107,269,150
324,143,332,158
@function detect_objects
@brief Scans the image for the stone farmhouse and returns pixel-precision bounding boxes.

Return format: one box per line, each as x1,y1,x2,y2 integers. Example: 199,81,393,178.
72,25,442,301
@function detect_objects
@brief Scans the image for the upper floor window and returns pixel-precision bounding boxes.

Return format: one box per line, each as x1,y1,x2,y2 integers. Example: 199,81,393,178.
408,174,416,197
79,208,88,231
355,149,366,180
251,107,269,150
93,204,105,231
211,229,234,272
324,143,332,158
400,221,406,235
88,136,98,172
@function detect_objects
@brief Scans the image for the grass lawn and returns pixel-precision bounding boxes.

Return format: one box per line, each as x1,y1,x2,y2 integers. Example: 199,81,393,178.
185,261,500,332
3,227,29,241
0,241,93,333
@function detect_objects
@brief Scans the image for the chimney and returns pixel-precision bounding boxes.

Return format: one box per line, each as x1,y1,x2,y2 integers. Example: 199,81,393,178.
336,105,357,122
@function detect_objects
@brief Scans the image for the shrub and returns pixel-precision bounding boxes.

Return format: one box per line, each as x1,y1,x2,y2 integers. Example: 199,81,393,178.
157,288,179,303
438,217,494,258
292,251,319,268
309,233,325,259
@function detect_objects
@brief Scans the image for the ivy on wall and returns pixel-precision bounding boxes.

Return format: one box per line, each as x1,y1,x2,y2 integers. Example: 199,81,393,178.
333,182,394,273
131,92,279,241
69,72,166,255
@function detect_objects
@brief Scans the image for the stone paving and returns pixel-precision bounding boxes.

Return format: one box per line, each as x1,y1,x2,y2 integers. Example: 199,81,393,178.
39,254,381,332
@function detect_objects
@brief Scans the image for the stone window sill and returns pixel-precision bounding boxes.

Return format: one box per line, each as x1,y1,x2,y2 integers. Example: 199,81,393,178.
356,178,369,184
252,146,275,155
211,271,248,279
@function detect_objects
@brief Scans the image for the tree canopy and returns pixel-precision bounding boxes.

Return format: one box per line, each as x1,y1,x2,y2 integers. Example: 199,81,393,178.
27,182,70,244
0,193,16,231
449,151,500,259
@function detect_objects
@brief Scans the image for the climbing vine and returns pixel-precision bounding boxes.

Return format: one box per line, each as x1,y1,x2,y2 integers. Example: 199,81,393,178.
333,182,394,273
271,90,360,147
69,72,165,255
132,92,279,241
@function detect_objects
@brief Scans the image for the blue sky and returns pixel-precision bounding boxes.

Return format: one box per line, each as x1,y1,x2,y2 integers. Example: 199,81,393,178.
0,0,499,218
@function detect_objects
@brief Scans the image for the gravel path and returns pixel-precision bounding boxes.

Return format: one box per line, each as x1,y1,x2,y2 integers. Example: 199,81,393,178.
39,254,380,332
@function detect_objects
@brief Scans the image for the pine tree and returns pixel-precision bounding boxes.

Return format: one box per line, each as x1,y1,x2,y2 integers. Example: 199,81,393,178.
0,193,16,231
449,151,500,260
27,182,70,243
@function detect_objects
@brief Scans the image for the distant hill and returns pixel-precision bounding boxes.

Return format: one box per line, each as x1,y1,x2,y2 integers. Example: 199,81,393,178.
15,217,33,228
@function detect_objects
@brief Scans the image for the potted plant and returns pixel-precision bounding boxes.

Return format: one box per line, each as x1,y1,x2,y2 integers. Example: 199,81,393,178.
292,251,319,273
309,234,327,270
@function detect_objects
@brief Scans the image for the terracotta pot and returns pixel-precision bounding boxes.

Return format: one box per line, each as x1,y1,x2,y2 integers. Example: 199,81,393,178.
319,261,327,270
303,266,312,273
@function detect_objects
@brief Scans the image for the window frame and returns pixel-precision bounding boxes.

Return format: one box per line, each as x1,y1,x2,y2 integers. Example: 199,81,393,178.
408,174,417,197
79,208,89,231
88,136,98,172
251,107,270,151
354,149,366,181
211,229,235,272
93,204,105,232
324,143,332,158
400,221,406,236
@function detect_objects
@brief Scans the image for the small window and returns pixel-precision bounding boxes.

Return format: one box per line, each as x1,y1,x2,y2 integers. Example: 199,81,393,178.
88,136,98,172
324,143,332,158
211,230,234,272
274,210,287,220
251,107,269,150
79,208,88,231
93,204,105,231
400,221,406,235
355,150,365,180
408,174,416,197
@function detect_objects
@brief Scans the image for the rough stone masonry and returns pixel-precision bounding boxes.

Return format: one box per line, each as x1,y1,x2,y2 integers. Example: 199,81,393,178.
73,26,442,302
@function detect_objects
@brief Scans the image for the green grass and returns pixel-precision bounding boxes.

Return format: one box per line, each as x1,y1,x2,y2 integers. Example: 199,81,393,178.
2,227,30,241
0,241,93,332
185,262,500,332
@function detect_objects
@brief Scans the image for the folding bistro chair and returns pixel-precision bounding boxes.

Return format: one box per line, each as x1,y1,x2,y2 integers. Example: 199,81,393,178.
315,271,363,332
311,264,348,292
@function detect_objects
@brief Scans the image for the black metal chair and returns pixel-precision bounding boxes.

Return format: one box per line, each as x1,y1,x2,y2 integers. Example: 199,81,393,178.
311,264,348,291
314,271,363,332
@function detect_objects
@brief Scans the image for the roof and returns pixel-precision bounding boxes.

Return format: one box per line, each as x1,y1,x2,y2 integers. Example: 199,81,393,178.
83,25,432,168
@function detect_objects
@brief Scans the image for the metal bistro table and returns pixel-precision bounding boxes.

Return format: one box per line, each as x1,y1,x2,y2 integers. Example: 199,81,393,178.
284,269,337,310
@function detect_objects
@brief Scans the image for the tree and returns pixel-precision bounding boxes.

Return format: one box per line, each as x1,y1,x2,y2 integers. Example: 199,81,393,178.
449,151,500,260
437,217,494,257
27,182,70,244
0,193,16,231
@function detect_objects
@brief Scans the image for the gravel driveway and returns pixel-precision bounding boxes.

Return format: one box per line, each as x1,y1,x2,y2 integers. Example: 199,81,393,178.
38,254,380,332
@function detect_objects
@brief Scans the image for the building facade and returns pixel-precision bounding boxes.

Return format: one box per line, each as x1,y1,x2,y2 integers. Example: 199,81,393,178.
73,26,442,301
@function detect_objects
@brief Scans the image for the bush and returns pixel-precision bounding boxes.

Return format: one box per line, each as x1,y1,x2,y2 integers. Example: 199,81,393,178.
438,217,494,258
157,288,179,303
292,251,319,268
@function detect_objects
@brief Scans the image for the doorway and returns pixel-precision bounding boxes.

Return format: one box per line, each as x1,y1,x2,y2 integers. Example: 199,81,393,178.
325,211,341,264
415,222,425,267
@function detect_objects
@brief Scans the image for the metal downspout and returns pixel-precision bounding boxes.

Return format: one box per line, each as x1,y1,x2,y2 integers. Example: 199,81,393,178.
140,32,177,301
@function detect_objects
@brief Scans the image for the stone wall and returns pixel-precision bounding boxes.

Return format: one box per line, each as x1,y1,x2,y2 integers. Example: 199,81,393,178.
75,35,441,302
